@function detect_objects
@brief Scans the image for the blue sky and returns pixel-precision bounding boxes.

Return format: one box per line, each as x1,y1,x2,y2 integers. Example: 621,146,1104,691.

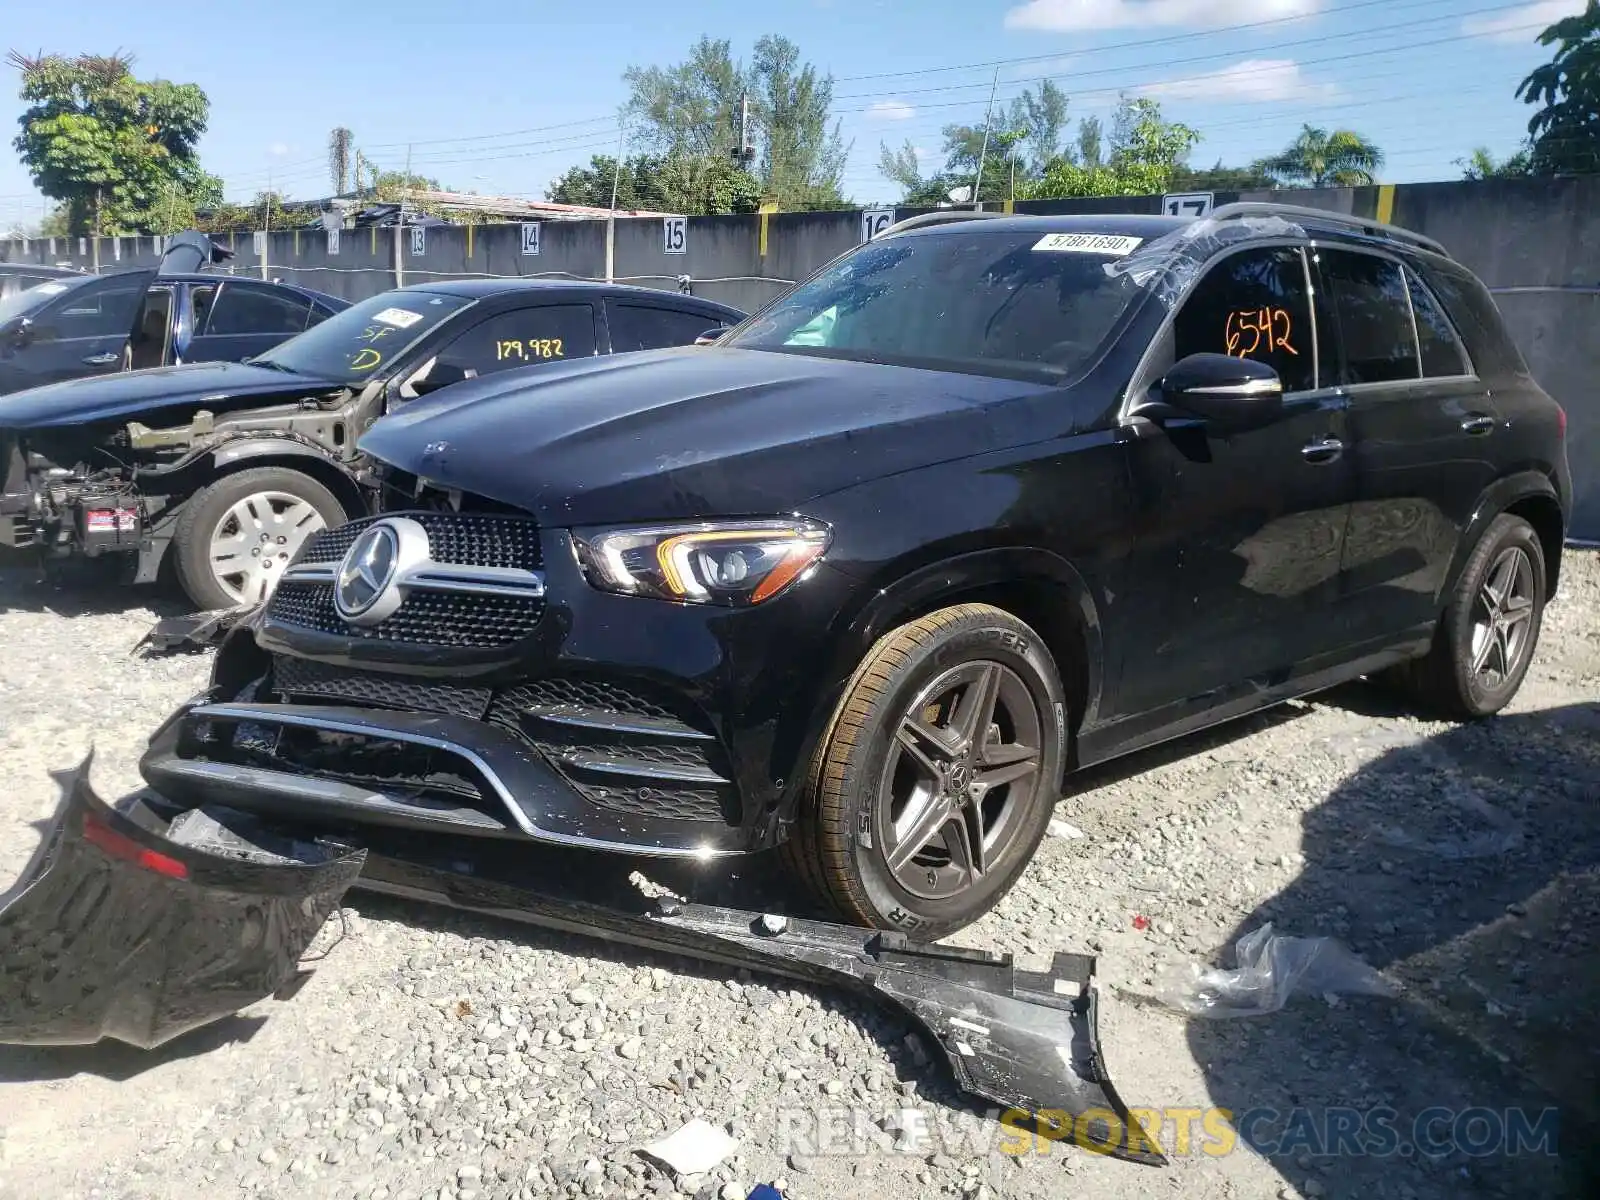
0,0,1582,229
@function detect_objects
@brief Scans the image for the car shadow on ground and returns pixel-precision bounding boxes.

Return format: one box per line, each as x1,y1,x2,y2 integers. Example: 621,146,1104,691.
1185,698,1600,1198
0,1016,269,1084
0,565,190,620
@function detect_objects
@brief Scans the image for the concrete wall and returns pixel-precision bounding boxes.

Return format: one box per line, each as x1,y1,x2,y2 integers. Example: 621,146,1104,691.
2,179,1596,538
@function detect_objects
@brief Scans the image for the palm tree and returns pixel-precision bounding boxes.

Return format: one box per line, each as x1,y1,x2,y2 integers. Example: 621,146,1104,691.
1255,125,1385,188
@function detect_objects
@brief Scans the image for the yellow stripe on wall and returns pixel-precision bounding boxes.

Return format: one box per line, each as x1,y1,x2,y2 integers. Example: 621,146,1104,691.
1376,183,1396,225
1003,198,1015,214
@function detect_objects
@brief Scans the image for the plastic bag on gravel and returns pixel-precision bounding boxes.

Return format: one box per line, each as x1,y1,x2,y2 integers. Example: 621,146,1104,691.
1157,923,1397,1018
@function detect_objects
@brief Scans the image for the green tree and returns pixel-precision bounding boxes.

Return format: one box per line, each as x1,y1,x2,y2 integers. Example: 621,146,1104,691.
1026,98,1199,198
1456,144,1535,180
1517,0,1600,174
1256,124,1384,187
1169,160,1278,191
547,153,760,215
624,36,848,209
876,82,1067,205
8,50,221,235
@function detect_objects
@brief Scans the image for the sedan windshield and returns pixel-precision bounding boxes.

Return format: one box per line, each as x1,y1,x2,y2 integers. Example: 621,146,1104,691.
723,228,1147,382
250,289,474,383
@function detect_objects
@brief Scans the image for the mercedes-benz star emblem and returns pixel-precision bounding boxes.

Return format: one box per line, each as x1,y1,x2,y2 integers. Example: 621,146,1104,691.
335,522,403,624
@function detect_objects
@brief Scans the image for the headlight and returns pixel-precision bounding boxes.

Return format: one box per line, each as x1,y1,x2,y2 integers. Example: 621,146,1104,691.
572,518,831,606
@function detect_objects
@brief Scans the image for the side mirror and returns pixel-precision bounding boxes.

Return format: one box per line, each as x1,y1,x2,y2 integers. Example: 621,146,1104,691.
693,327,725,346
1152,353,1283,427
7,317,34,348
409,361,474,397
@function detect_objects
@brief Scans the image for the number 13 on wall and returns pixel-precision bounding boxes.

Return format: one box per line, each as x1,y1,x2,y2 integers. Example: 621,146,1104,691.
663,216,687,254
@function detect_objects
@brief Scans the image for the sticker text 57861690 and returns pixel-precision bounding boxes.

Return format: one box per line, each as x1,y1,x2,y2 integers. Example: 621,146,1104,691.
1033,233,1144,256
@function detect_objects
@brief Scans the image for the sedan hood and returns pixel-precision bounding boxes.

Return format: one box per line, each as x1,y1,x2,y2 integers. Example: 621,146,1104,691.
360,347,1053,524
0,361,343,430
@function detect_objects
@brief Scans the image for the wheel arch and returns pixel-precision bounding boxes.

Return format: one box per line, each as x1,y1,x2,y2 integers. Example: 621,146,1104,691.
772,546,1106,835
206,441,369,520
1446,470,1566,602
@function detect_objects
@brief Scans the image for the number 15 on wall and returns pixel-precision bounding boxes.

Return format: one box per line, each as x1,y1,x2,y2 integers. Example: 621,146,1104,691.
663,216,687,254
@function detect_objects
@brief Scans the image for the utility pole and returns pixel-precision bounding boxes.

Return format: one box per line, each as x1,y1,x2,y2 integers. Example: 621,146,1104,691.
605,119,626,284
973,67,1000,210
394,144,411,288
261,167,272,279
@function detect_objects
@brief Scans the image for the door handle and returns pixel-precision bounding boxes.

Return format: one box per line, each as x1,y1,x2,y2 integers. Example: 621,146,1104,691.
1301,436,1344,464
81,352,119,365
1461,414,1495,436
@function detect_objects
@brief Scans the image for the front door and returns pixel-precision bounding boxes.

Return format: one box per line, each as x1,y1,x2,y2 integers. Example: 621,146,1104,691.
1110,243,1355,723
0,271,154,394
1312,247,1503,644
184,280,315,364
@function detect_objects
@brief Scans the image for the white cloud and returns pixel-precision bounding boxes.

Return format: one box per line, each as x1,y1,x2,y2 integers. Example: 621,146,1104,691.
867,101,917,121
1005,0,1322,32
1141,59,1336,104
1463,0,1584,43
268,142,291,157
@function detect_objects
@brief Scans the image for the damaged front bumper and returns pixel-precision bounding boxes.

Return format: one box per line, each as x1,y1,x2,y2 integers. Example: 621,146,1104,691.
0,769,1166,1167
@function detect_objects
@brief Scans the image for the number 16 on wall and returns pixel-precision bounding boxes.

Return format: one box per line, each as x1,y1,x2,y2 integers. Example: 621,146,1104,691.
663,216,687,254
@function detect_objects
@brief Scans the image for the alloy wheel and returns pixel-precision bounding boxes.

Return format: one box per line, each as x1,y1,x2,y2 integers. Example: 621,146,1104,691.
208,490,328,606
878,660,1044,901
1469,545,1536,689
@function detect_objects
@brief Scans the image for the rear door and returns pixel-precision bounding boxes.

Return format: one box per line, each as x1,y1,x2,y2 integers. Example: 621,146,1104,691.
1313,246,1496,643
605,298,733,353
394,300,600,397
184,280,316,364
0,271,155,395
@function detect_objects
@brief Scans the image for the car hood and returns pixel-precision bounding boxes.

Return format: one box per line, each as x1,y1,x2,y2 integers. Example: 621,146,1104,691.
360,347,1056,524
0,361,344,430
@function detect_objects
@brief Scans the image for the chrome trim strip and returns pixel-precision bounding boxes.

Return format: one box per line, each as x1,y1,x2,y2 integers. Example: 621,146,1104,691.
1186,379,1283,396
281,563,337,585
279,561,544,599
190,702,738,859
560,750,728,785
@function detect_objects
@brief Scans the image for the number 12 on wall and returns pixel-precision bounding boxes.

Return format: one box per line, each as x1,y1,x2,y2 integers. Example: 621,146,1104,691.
663,216,687,254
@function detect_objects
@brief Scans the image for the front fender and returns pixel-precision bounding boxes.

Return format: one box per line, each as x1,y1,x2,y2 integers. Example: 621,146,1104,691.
208,438,370,517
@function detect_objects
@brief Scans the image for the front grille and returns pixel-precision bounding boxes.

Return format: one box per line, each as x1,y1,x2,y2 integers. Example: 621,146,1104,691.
272,655,492,720
266,511,544,648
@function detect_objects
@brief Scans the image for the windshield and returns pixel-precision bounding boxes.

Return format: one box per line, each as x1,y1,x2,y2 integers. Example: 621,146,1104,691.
723,228,1148,382
0,274,96,326
251,289,474,383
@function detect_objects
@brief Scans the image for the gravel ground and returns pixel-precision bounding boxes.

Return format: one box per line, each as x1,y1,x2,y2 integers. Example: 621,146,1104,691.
0,552,1596,1200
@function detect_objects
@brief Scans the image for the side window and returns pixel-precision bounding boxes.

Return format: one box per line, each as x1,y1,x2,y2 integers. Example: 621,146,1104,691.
1405,267,1471,378
1316,250,1419,385
43,282,147,339
1173,246,1316,392
608,301,724,352
434,304,597,376
204,283,313,336
191,285,217,333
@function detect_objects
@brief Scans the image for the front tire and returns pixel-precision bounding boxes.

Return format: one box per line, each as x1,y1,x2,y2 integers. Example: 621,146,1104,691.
173,467,347,610
786,604,1067,941
1391,513,1547,719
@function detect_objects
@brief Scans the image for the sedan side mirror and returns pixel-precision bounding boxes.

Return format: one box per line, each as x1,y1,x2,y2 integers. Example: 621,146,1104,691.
694,327,725,346
7,317,34,349
1156,353,1283,427
409,360,475,397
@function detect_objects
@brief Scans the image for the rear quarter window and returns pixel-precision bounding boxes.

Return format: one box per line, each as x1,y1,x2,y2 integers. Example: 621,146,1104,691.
1419,260,1529,380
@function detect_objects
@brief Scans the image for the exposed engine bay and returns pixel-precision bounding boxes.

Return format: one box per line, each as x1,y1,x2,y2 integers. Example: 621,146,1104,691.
0,383,372,574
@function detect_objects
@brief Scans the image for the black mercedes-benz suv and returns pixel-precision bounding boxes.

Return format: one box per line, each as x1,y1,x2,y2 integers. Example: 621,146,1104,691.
139,203,1572,938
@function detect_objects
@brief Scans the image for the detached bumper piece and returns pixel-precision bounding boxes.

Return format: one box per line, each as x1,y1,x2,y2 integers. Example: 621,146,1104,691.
357,854,1169,1167
0,759,364,1049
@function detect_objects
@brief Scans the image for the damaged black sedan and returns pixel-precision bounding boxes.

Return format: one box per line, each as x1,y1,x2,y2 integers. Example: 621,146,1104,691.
0,280,742,609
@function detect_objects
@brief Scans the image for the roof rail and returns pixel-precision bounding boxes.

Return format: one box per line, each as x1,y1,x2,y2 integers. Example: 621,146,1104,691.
879,209,1013,237
1208,201,1450,258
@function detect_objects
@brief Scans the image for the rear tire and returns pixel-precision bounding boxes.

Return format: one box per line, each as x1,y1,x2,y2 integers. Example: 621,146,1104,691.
173,467,346,611
1388,513,1547,720
784,604,1067,941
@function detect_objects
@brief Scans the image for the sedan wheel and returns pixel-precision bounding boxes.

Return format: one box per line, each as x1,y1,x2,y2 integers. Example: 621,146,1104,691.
208,491,329,606
173,466,349,612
